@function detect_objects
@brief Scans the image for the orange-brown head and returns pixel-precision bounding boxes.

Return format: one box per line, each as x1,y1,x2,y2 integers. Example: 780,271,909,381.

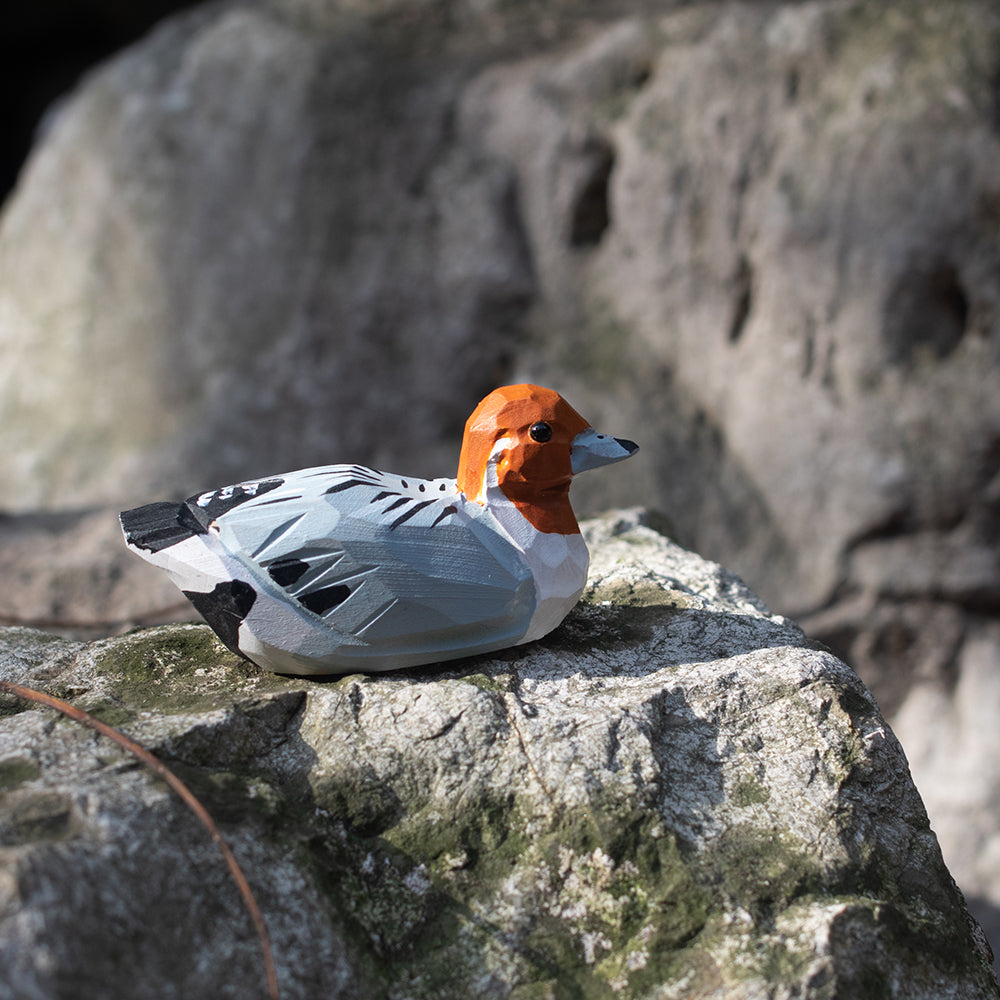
456,384,637,534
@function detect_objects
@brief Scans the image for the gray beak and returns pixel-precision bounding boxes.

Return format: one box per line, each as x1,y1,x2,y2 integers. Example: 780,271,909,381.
570,428,639,475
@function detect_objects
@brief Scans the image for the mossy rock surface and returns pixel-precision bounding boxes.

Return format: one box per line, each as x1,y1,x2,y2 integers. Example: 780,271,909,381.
0,511,995,999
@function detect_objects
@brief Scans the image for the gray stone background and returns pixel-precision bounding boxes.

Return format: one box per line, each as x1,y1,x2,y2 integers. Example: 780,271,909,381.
1,0,998,974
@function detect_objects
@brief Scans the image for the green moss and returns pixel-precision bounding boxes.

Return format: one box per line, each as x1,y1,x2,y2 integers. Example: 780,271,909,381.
78,701,136,728
462,672,509,694
90,625,297,716
599,841,711,996
296,820,454,982
0,756,41,791
133,722,987,998
166,764,287,826
99,625,227,675
509,983,562,1000
343,851,441,956
731,777,770,807
310,768,405,838
585,579,699,610
397,798,711,997
292,768,723,998
383,789,529,886
698,825,821,919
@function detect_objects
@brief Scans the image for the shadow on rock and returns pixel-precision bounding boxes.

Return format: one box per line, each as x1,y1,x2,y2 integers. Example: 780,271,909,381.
377,601,808,689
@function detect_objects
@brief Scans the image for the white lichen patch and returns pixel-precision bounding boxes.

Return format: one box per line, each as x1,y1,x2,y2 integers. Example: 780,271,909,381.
403,863,431,895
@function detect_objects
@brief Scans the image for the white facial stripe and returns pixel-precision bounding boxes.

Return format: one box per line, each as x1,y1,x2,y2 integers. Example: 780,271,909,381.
484,436,515,490
488,436,514,460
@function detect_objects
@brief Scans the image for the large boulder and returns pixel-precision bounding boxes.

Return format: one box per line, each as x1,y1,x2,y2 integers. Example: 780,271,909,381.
2,0,997,617
1,513,996,999
0,507,188,637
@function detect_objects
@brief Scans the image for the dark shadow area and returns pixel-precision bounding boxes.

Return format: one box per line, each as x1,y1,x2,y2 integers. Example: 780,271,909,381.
883,259,970,365
293,602,810,696
0,1,201,203
967,896,1000,974
727,254,753,343
568,136,614,247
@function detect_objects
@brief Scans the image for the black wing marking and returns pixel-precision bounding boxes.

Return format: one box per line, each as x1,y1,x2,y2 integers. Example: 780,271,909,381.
120,502,207,552
182,580,257,657
298,585,351,615
388,499,437,530
188,478,285,524
430,505,458,528
253,495,302,506
199,468,484,638
267,557,310,586
305,464,376,479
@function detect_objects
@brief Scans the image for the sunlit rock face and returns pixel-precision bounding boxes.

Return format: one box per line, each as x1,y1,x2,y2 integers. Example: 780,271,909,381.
1,512,996,999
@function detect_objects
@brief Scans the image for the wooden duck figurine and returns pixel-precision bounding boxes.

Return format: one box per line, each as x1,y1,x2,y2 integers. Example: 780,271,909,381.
120,384,638,675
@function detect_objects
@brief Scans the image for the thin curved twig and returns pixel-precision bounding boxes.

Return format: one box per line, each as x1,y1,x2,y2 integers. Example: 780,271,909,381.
0,679,280,1000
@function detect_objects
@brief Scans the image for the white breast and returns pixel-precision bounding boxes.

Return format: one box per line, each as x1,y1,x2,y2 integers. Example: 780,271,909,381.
480,470,590,645
515,529,590,643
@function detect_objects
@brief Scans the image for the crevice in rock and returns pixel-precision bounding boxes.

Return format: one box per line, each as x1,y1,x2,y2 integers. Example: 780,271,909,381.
821,339,840,399
727,255,753,343
630,63,652,92
883,260,970,365
568,137,615,247
843,507,913,551
785,66,800,103
991,58,1000,135
801,321,816,377
348,681,363,724
415,709,465,742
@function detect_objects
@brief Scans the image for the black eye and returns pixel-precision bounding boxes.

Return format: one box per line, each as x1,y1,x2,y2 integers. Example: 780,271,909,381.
530,421,552,443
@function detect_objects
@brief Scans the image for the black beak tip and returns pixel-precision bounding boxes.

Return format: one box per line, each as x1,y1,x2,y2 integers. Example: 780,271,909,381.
616,438,639,455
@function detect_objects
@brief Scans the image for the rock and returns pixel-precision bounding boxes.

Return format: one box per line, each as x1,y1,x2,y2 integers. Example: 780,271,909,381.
889,619,1000,974
0,1,535,509
1,0,996,630
1,513,995,999
464,0,1000,616
10,1,994,608
0,507,190,638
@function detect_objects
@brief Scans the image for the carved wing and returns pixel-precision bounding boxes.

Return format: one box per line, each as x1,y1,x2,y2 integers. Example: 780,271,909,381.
195,465,537,662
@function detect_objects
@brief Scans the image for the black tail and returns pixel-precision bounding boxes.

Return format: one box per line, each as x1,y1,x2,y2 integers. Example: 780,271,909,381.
119,501,208,553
